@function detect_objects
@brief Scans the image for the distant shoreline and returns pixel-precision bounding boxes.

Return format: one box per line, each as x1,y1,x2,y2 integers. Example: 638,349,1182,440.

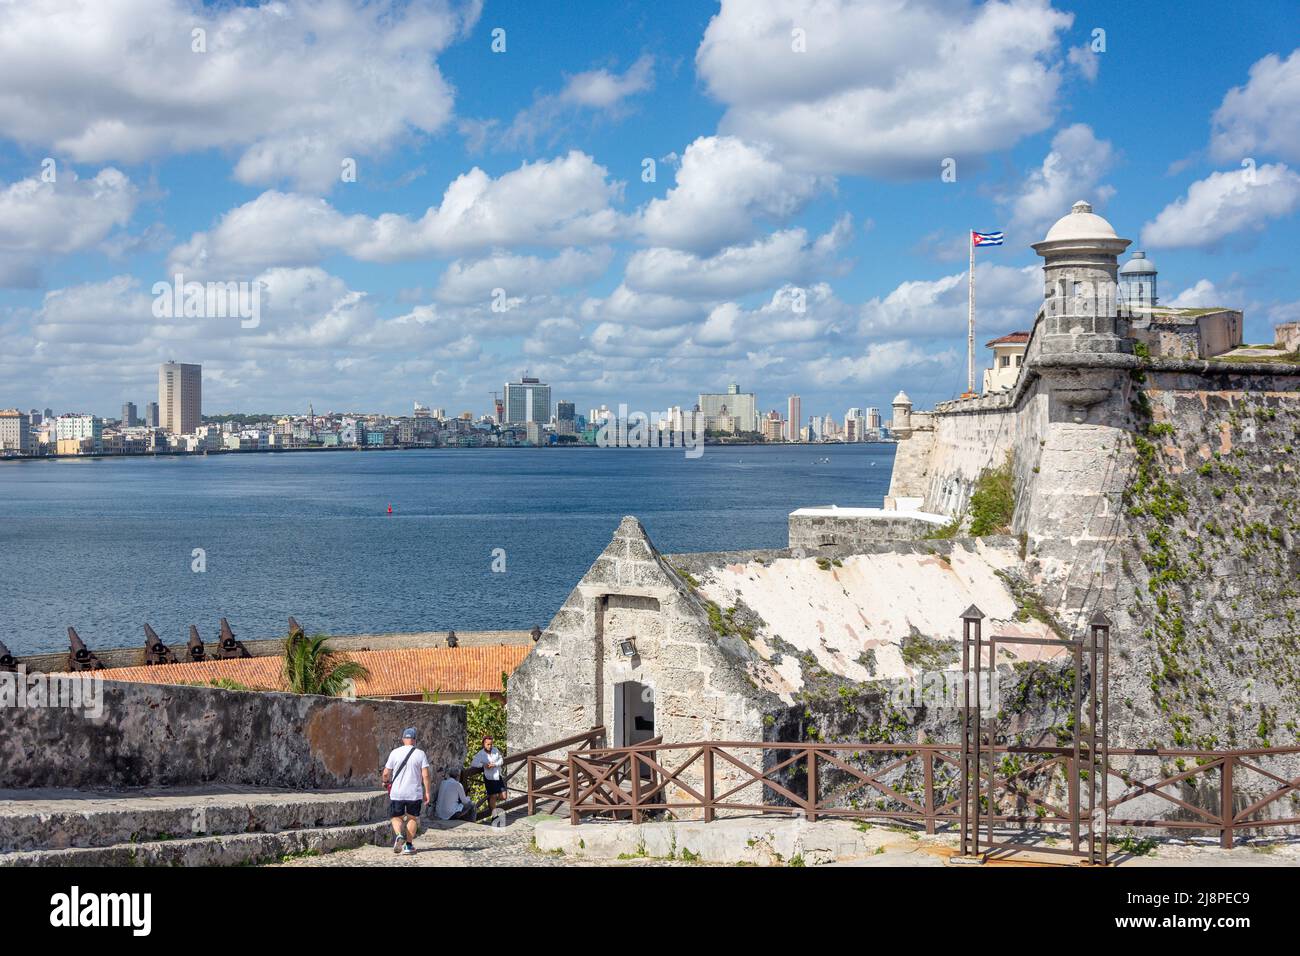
1,440,897,463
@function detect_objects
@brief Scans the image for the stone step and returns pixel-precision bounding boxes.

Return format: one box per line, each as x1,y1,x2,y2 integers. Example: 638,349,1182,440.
0,786,388,852
0,821,392,867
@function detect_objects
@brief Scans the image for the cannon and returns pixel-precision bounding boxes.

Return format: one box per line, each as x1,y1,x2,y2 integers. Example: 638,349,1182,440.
187,625,206,661
143,623,176,666
0,639,18,673
530,625,542,643
212,617,250,659
446,629,458,648
67,627,105,671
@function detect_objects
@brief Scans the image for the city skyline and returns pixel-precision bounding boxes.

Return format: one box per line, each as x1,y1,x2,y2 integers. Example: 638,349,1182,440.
1,1,1298,420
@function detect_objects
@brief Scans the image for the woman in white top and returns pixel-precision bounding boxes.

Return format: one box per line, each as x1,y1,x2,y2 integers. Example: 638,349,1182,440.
470,735,506,814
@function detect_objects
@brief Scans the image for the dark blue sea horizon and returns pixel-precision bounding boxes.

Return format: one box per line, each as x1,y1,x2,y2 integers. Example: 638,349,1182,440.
0,443,895,655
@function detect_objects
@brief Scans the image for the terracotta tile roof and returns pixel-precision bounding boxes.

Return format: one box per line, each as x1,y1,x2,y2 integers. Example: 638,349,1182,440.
986,331,1031,347
67,645,532,698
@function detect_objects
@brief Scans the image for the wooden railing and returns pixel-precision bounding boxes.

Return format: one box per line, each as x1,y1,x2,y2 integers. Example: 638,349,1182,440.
547,740,1300,847
483,727,607,817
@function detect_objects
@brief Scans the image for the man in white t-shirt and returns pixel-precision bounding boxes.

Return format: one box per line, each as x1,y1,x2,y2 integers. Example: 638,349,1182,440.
434,767,476,821
383,727,432,855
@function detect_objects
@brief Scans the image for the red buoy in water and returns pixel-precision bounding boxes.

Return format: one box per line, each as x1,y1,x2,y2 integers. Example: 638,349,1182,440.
387,503,393,515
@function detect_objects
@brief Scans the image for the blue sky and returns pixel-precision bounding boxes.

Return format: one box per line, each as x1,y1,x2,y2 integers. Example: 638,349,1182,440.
1,0,1298,422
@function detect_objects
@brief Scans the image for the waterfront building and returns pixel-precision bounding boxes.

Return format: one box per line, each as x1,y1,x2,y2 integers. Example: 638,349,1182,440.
504,376,551,425
761,411,784,443
699,383,757,434
54,414,102,454
144,402,159,427
0,408,31,454
158,361,202,435
786,395,801,441
121,401,137,427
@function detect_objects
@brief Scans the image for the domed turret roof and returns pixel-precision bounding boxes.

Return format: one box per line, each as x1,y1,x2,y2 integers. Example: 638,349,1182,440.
1119,250,1157,275
1043,200,1119,243
891,390,912,406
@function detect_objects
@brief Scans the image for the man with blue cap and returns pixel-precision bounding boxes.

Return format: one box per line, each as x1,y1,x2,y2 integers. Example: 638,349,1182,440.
383,727,432,856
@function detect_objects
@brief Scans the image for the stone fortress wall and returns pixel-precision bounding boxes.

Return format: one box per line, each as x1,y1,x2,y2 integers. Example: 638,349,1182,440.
883,200,1300,753
1,679,466,791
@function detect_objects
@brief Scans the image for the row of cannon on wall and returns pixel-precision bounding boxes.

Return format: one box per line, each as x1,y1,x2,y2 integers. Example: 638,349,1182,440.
0,617,307,673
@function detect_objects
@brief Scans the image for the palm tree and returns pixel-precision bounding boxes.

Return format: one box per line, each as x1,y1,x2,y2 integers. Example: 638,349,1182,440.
281,632,370,696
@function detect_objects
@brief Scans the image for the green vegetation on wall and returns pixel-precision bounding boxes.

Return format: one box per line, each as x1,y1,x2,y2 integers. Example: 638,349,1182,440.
968,452,1016,536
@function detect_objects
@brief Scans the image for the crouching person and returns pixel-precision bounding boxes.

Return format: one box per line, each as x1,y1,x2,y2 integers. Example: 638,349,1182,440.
434,767,477,822
384,726,432,855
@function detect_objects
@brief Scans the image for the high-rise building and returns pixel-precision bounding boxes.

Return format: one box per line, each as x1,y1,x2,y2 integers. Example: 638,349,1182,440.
121,402,137,427
0,408,31,454
845,407,865,442
699,383,758,434
786,395,801,442
556,400,577,437
867,407,882,431
54,413,102,454
761,410,784,443
144,402,159,428
159,361,202,435
503,376,551,425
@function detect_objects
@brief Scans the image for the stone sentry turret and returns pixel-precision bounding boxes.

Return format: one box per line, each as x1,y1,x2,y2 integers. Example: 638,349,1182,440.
1031,199,1131,355
1029,199,1134,423
890,390,912,439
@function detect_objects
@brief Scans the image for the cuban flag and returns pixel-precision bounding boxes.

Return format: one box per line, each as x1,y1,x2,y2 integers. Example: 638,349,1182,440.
972,230,1004,246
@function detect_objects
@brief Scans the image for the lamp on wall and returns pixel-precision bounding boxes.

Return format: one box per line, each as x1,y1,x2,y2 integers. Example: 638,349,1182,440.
617,637,638,658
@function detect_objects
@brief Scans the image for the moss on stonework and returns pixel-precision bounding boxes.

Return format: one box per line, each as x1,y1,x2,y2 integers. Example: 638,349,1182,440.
968,451,1015,536
1125,382,1300,749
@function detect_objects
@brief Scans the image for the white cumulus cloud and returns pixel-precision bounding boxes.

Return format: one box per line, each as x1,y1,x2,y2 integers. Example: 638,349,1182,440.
1141,163,1300,249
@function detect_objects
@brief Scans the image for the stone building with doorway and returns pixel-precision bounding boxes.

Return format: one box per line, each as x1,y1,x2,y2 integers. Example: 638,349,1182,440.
506,516,1060,756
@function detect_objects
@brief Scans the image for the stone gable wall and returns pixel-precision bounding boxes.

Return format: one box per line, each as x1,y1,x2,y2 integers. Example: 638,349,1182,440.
507,517,780,755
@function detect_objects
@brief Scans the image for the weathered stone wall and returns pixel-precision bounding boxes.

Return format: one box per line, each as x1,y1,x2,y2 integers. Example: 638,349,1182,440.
0,679,465,790
1110,368,1300,755
787,510,944,547
507,518,787,812
1278,322,1300,352
884,413,934,506
507,517,781,756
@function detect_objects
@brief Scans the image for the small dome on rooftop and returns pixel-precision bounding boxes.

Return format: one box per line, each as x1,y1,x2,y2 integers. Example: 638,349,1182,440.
1119,250,1158,275
891,390,912,406
1042,199,1119,243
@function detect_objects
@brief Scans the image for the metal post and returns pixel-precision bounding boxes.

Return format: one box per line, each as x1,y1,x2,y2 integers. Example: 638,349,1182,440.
960,619,970,856
1070,640,1082,854
959,605,985,858
1100,619,1110,865
1088,623,1098,863
973,615,983,855
985,637,995,852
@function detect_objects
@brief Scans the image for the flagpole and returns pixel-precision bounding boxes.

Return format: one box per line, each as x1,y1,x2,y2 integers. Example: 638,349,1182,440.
967,230,975,395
